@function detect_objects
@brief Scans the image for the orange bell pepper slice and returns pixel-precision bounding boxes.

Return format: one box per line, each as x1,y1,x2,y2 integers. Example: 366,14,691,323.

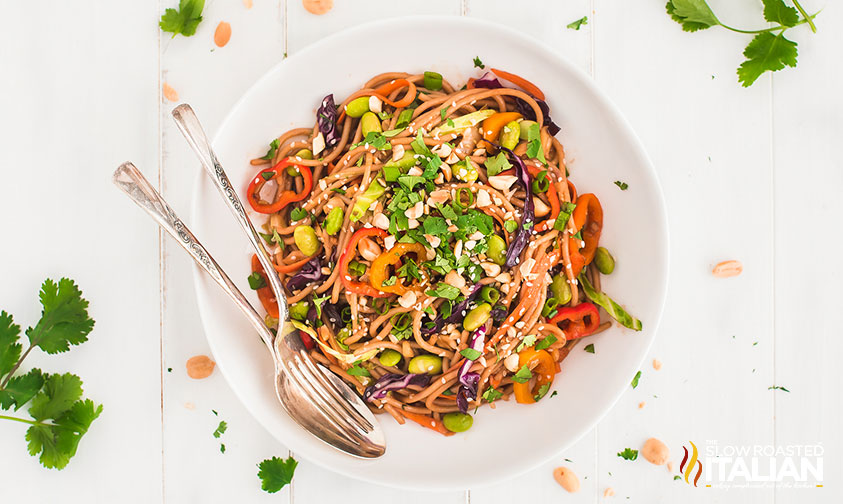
490,68,546,100
251,255,279,318
571,193,603,265
512,347,557,404
369,242,427,295
373,78,417,108
479,111,522,150
338,228,391,298
399,410,455,436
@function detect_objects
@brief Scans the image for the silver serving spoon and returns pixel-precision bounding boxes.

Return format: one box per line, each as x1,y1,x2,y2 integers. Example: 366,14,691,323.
113,162,385,458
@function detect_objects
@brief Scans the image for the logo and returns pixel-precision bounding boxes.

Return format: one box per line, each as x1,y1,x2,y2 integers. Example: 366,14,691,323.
679,441,703,486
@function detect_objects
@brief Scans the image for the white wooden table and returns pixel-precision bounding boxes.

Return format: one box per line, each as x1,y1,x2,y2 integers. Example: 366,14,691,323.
1,1,840,502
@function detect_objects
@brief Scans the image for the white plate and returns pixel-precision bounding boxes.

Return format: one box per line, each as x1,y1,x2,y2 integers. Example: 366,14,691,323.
191,16,668,491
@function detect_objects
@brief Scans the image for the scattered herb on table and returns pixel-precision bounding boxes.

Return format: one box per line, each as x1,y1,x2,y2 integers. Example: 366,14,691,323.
631,370,642,389
258,455,299,493
473,56,485,69
584,343,595,353
213,420,227,438
567,16,589,30
768,385,790,392
674,475,682,480
618,448,639,461
0,278,101,470
614,180,629,191
160,0,205,38
665,0,819,87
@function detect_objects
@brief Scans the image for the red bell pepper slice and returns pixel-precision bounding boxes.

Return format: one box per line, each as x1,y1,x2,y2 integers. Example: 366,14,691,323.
549,302,600,340
338,227,391,298
247,158,313,214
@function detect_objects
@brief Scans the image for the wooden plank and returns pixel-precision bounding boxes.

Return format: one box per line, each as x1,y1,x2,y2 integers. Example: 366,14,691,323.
590,0,776,502
771,3,843,502
159,1,293,502
0,1,162,501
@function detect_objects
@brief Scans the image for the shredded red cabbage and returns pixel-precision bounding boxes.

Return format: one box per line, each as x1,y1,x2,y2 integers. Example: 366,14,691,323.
286,256,324,291
363,373,431,401
456,325,486,413
317,94,340,148
499,146,534,268
472,72,560,135
420,284,482,335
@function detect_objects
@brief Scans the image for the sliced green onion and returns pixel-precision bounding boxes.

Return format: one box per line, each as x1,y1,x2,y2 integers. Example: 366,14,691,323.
480,286,500,304
390,311,412,331
541,297,559,317
453,187,474,210
532,170,550,193
424,71,443,91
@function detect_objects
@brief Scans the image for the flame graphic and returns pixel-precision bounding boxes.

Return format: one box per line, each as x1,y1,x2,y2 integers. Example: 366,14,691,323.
679,441,703,487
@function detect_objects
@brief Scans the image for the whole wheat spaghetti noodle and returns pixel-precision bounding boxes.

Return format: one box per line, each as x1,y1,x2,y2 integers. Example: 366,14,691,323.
245,67,642,436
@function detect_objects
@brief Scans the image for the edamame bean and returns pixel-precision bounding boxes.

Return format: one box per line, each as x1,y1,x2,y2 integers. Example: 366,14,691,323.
289,301,309,320
595,247,615,275
345,96,370,118
378,349,402,367
500,120,520,150
443,412,473,433
293,225,320,256
288,149,314,175
452,160,478,183
464,303,492,331
361,111,382,137
550,274,572,305
487,235,507,266
323,207,344,236
519,120,538,140
408,355,443,375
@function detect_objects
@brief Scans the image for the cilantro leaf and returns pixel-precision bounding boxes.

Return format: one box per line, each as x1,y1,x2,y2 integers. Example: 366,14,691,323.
423,216,448,237
482,386,502,403
525,123,547,164
512,364,533,383
617,448,639,461
260,138,280,161
28,373,83,422
665,0,719,32
473,56,485,69
567,16,588,30
631,370,642,389
425,283,461,300
258,456,298,493
0,311,21,378
484,152,512,177
737,32,798,87
213,420,227,438
26,398,103,470
160,0,205,38
768,385,790,392
247,272,266,290
26,279,95,355
460,348,482,361
762,0,799,27
346,364,371,377
614,180,629,191
0,368,44,411
516,334,537,352
584,343,595,353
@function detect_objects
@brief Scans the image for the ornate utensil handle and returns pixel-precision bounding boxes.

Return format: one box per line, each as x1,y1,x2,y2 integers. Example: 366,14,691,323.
112,162,274,350
170,104,289,323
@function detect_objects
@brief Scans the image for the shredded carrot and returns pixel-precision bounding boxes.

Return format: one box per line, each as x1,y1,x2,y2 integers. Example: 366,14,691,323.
400,411,455,436
490,68,546,100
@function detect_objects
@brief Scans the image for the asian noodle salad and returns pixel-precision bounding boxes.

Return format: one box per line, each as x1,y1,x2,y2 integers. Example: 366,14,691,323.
246,67,642,436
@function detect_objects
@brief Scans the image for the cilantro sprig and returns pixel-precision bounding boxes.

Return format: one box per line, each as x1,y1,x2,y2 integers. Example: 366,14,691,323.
160,0,205,38
0,278,101,470
666,0,819,87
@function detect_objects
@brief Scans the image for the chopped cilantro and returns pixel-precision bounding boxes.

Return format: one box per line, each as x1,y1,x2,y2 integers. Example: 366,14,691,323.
460,348,482,361
247,272,266,290
425,283,461,300
346,364,371,377
482,386,502,403
290,207,309,221
631,371,642,389
258,456,298,493
512,364,533,383
614,180,629,190
484,152,512,177
768,385,790,392
213,420,227,438
473,56,485,69
567,16,588,31
260,138,280,161
617,448,639,461
534,383,550,401
526,123,547,164
535,335,557,350
516,334,537,352
584,343,595,353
